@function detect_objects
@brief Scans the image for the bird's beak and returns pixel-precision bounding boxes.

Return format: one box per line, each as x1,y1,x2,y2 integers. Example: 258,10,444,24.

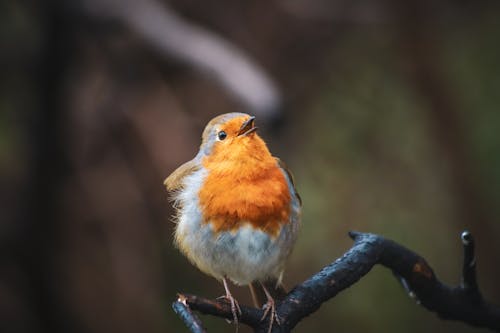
237,116,258,136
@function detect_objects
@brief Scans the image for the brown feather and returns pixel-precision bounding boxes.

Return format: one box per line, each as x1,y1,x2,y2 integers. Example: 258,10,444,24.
164,159,200,191
276,158,302,206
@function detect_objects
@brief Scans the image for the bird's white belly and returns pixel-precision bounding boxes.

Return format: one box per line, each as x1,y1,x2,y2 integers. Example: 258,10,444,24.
173,169,299,285
177,219,291,285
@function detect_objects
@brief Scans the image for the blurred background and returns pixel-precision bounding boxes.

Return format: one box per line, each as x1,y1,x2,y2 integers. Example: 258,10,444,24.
1,0,499,332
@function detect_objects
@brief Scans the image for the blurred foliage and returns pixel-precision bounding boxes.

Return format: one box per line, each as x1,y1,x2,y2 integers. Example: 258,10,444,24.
1,1,499,333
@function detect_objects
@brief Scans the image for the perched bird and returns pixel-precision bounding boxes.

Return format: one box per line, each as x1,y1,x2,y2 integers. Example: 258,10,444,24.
164,113,301,331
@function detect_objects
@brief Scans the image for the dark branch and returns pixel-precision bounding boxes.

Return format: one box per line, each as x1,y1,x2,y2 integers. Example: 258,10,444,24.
368,232,499,330
178,294,263,328
173,232,500,332
172,295,206,333
461,230,478,293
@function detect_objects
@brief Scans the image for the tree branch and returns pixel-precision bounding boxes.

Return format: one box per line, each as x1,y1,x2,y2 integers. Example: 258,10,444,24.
78,0,282,120
172,295,206,333
173,231,500,332
460,230,478,293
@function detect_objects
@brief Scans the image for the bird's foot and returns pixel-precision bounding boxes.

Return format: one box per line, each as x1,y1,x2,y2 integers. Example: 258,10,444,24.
260,285,281,333
220,278,242,329
217,294,242,324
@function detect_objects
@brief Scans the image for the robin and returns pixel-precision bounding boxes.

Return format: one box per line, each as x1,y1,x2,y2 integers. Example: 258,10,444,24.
164,113,301,331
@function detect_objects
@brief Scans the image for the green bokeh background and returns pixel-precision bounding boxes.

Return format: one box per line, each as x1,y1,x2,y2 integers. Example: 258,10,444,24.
1,1,499,332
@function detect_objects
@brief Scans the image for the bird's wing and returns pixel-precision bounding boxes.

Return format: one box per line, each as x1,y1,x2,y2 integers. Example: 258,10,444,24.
275,157,302,206
164,159,201,191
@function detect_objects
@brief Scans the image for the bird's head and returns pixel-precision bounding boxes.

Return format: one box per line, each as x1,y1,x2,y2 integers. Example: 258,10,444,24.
199,113,269,163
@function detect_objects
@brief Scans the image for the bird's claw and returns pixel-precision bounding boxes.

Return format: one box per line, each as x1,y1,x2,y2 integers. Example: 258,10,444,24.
220,277,242,330
260,297,280,333
217,294,242,327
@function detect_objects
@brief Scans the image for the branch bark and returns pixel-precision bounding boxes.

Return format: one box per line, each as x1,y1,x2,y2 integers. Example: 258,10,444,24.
173,231,500,332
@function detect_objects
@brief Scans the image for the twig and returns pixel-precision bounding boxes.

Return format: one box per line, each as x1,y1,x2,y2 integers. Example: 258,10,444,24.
460,230,478,293
172,295,206,333
173,231,500,332
371,232,499,330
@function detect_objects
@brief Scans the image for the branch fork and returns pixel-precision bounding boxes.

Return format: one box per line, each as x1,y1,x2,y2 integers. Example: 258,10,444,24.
173,231,500,332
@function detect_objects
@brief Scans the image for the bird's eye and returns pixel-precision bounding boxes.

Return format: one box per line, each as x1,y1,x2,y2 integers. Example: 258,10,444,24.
217,131,227,141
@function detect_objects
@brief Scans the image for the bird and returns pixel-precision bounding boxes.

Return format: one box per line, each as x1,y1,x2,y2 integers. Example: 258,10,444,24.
164,112,301,332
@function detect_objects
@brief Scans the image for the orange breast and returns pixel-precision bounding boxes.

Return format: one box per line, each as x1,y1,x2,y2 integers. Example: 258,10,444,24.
198,143,291,237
